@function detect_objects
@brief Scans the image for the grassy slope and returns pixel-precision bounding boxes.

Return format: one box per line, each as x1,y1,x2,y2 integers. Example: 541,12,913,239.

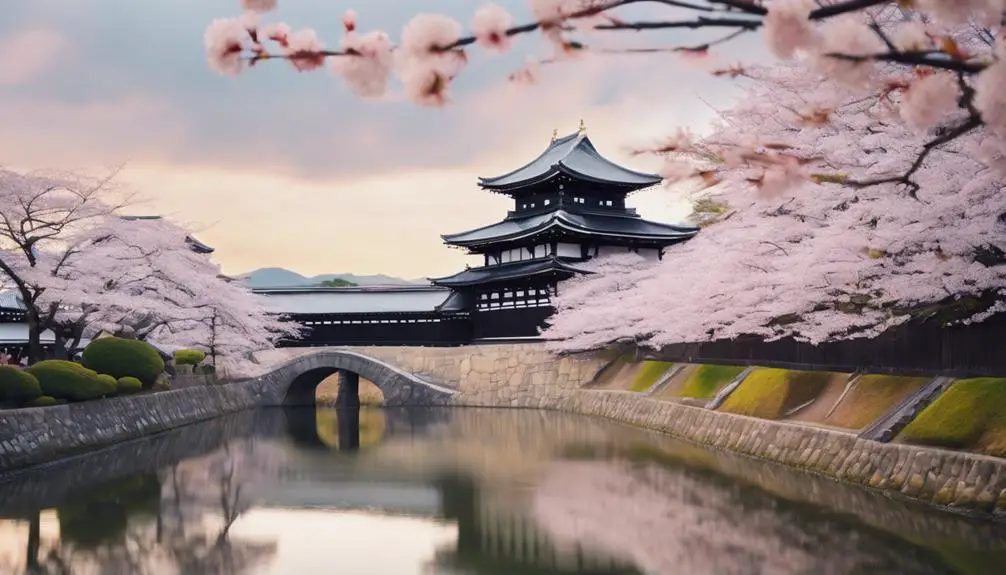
718,368,835,420
825,375,929,430
677,364,746,399
629,361,674,393
899,378,1006,456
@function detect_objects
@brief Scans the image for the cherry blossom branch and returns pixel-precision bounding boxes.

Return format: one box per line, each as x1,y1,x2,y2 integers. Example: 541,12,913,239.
846,114,984,197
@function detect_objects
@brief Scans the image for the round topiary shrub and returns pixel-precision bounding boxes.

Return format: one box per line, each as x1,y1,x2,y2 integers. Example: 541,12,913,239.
96,374,118,396
81,337,165,385
173,349,205,366
25,360,104,402
0,365,43,404
116,376,143,395
29,395,58,407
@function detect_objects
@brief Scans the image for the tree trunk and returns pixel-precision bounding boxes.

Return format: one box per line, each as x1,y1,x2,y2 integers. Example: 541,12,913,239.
26,313,42,365
26,510,40,572
52,333,69,360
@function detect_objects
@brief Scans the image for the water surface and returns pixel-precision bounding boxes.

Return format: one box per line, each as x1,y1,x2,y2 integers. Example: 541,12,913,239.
0,407,1002,575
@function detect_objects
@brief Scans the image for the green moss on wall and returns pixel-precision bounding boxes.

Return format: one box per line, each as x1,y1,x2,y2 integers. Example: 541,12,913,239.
718,368,834,420
899,378,1006,456
629,361,674,393
825,375,929,430
678,364,746,399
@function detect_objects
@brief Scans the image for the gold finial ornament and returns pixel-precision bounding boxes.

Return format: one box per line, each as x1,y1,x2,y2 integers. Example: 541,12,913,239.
578,118,586,134
551,128,558,142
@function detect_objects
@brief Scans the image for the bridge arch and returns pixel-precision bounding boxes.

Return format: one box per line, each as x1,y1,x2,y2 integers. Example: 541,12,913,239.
256,350,457,408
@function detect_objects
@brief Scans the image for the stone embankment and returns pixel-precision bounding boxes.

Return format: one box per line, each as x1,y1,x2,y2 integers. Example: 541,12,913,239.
530,390,1006,517
0,379,269,472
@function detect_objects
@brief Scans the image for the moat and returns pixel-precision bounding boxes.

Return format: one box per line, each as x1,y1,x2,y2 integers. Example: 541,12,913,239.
0,408,1002,575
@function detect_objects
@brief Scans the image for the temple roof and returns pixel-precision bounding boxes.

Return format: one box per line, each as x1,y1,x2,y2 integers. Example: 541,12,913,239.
255,285,457,315
0,290,23,312
429,257,592,288
479,131,662,193
442,209,698,248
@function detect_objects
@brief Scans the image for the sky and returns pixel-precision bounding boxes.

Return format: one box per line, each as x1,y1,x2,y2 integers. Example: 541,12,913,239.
0,0,767,279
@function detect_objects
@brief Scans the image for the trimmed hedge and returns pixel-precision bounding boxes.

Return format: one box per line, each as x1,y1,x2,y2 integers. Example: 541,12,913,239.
96,374,118,396
173,349,205,365
81,337,165,385
25,360,105,402
0,365,43,403
29,395,58,407
116,376,143,395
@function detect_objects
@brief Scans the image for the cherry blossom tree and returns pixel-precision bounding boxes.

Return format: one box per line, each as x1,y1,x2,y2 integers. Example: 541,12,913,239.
0,170,296,366
543,52,1006,350
0,167,130,363
84,216,302,378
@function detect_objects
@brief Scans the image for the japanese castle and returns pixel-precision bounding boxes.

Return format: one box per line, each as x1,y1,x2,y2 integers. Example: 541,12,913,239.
258,124,698,346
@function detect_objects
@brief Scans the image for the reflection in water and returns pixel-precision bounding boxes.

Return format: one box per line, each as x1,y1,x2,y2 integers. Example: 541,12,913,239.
0,407,1002,574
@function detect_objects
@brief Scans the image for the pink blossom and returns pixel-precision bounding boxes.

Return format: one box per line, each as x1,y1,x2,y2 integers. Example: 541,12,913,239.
899,72,961,131
893,21,932,52
397,58,459,106
396,14,465,106
261,22,290,46
342,10,358,32
763,0,818,59
283,28,325,72
204,18,247,76
239,10,260,31
659,159,696,182
975,59,1006,135
530,0,582,24
472,4,514,52
917,0,1005,27
811,15,883,90
332,30,394,98
758,157,807,198
400,13,462,56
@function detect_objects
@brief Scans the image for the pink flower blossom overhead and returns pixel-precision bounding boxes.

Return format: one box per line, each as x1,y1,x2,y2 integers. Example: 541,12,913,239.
472,4,514,52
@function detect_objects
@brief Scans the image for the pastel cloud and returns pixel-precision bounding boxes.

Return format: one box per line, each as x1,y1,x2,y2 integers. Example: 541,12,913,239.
0,28,66,86
0,0,770,278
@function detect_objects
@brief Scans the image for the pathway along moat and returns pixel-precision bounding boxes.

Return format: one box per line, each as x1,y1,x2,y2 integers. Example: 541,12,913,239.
0,408,1002,575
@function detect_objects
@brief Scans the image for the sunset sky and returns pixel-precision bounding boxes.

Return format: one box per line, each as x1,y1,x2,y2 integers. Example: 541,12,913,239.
0,0,766,279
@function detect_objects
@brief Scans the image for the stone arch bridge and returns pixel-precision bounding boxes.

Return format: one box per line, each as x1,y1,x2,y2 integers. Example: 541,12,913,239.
249,344,609,409
254,349,459,408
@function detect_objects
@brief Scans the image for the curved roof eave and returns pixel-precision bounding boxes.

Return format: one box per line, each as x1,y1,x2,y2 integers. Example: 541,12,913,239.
553,163,661,190
444,213,698,248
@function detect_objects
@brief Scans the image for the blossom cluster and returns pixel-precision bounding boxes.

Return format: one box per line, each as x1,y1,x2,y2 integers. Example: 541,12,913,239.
544,56,1006,350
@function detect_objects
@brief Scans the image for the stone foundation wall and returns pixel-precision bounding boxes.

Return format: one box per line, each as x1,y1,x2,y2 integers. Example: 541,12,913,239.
343,344,608,404
0,380,269,473
531,390,1006,516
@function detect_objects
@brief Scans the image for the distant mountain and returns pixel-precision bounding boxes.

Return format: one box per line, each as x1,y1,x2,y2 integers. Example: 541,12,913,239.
243,267,424,288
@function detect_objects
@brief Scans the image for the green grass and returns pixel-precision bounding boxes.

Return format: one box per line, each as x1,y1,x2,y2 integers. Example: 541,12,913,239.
899,378,1006,456
719,368,834,420
825,374,929,429
629,361,674,393
678,364,746,399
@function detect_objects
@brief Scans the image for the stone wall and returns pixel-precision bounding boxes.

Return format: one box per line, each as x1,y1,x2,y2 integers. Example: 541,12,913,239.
0,379,270,473
342,344,608,405
531,389,1006,516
